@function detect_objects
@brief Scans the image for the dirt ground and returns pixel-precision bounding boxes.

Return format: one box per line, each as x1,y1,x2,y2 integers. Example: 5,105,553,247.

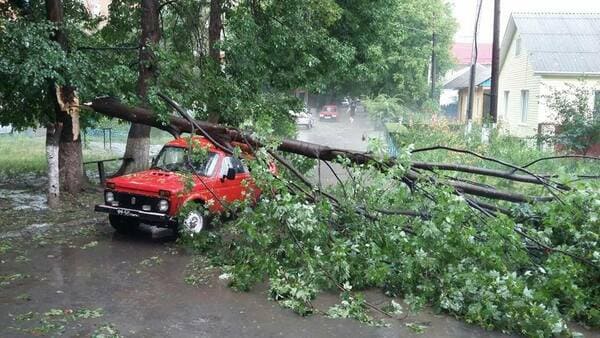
1,111,597,337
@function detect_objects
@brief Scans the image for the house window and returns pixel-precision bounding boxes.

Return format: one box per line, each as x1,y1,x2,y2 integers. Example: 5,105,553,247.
515,37,521,56
520,90,529,123
503,91,510,118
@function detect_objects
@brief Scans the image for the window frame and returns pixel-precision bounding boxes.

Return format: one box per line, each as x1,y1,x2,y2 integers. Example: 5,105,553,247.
220,156,247,177
151,146,218,177
503,90,510,119
520,90,529,123
593,90,600,119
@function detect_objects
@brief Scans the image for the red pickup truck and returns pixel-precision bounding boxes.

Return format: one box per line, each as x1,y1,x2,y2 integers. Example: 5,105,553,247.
95,136,264,235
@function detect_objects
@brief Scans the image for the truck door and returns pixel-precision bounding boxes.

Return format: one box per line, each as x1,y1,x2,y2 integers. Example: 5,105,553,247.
218,156,251,203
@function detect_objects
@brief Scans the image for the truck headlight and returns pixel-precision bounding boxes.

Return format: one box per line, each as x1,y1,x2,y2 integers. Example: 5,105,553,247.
158,199,169,212
105,191,114,203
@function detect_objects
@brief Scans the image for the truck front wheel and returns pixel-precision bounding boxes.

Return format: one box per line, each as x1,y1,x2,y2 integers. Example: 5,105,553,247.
180,208,208,235
109,215,139,234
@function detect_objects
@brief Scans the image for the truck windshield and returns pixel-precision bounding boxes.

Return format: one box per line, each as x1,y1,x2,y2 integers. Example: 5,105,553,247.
151,146,218,176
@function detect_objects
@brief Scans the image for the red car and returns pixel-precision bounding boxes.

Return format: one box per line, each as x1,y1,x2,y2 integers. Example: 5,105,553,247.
319,105,338,121
95,136,267,235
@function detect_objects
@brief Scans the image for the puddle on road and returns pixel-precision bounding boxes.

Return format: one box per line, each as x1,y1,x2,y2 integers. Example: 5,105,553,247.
0,188,47,211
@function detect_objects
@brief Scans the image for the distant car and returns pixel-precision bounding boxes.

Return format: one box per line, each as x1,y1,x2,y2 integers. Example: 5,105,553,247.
291,109,314,129
319,105,338,121
290,108,315,129
341,98,350,107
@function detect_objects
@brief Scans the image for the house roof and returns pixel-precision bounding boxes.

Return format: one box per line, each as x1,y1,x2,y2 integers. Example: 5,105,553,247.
452,42,493,65
501,13,600,75
444,64,491,89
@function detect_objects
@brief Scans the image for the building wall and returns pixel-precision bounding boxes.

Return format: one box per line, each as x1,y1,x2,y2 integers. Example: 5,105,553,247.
498,33,542,137
538,76,600,124
457,87,485,123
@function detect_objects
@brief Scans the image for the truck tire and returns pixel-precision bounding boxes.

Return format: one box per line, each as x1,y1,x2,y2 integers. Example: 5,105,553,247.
109,215,139,234
180,206,209,235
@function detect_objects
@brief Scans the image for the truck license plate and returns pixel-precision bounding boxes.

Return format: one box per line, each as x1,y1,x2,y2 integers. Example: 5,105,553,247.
116,208,139,217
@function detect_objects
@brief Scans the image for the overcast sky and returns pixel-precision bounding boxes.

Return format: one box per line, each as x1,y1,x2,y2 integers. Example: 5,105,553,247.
447,0,600,43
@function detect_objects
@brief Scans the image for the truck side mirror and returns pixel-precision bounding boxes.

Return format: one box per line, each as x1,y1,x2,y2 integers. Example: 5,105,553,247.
226,167,236,180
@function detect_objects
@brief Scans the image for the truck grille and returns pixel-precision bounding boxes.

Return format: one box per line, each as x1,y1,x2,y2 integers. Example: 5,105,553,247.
112,192,161,212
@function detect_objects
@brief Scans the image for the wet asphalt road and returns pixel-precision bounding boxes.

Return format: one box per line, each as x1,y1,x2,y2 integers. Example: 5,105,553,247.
297,109,382,187
0,110,521,337
0,229,515,338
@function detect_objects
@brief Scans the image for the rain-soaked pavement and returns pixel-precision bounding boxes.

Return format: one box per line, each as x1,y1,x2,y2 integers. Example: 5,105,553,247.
1,109,595,337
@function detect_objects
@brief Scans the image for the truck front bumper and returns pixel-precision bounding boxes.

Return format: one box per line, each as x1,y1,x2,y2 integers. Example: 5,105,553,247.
95,204,177,226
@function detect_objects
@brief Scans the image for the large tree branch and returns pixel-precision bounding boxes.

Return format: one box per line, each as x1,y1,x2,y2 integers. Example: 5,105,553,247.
84,96,557,203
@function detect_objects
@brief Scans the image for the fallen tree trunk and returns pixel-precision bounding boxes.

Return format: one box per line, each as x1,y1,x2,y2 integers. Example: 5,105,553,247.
84,96,593,203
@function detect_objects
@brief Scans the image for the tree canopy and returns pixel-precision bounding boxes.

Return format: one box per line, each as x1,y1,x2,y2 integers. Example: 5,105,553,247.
0,0,136,130
1,0,456,131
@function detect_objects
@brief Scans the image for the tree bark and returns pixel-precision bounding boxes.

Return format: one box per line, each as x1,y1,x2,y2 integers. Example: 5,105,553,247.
46,123,62,208
207,0,223,123
117,0,160,175
209,0,223,63
56,86,83,194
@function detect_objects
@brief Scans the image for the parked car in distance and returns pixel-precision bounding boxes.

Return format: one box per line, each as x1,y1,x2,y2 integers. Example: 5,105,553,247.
95,136,274,235
290,109,314,129
319,105,338,121
341,97,350,107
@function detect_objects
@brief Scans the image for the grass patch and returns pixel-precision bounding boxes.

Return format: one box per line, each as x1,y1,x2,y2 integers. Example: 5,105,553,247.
0,134,46,174
0,127,174,175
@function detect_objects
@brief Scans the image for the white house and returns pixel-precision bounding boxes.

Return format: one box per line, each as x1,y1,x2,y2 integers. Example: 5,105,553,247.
499,13,600,137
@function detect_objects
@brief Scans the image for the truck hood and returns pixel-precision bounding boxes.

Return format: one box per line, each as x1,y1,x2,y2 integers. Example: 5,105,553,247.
109,170,185,195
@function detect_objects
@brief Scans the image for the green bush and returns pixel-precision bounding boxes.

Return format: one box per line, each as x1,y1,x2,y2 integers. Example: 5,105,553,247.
543,83,600,154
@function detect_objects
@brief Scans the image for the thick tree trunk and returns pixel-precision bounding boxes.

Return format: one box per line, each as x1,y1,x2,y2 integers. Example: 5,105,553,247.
209,0,223,62
46,123,62,208
56,86,83,195
118,0,160,175
58,135,83,194
207,0,223,123
116,124,151,176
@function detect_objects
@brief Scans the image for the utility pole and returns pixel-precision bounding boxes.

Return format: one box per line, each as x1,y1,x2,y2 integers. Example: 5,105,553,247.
467,62,476,121
466,0,483,132
430,32,437,99
489,0,501,124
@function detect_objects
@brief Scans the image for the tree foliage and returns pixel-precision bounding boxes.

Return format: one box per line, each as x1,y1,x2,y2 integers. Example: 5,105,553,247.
543,83,600,154
0,1,135,130
180,139,599,336
328,0,456,102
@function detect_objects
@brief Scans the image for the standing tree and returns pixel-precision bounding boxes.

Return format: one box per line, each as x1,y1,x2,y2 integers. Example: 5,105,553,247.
117,0,161,175
0,0,136,204
1,0,88,205
207,0,223,123
46,0,84,197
